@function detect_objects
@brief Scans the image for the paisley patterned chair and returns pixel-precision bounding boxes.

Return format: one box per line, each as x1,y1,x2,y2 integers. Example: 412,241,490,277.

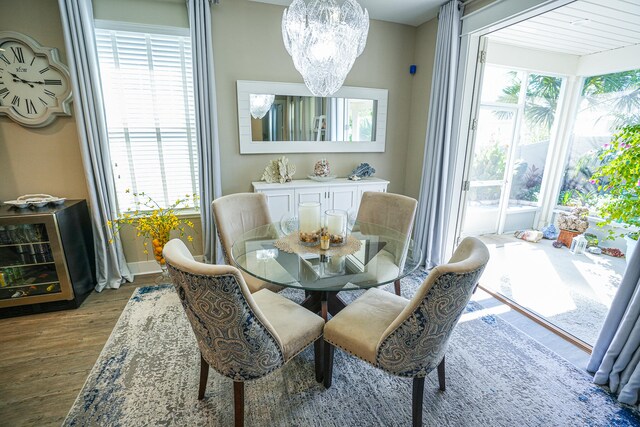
322,237,489,427
355,191,418,296
163,239,325,427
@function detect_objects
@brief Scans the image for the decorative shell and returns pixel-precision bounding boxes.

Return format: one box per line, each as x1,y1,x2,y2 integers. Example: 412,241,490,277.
557,207,589,233
314,158,330,177
261,156,296,184
348,162,376,180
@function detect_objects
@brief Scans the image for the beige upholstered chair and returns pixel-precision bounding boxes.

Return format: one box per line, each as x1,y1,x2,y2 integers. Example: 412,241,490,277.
355,191,418,295
322,237,490,427
212,193,281,293
164,239,324,427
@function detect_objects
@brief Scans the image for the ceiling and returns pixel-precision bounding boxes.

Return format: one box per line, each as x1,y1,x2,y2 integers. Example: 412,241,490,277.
249,0,446,27
486,0,640,56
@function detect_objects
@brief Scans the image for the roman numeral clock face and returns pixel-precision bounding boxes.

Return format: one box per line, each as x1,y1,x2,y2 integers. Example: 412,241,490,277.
0,32,72,127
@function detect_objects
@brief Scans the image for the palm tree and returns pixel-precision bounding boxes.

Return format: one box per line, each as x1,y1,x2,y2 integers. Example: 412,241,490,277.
496,69,640,131
497,72,562,131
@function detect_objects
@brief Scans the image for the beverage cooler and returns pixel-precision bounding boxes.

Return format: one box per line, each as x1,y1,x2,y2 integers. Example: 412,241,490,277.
0,200,95,317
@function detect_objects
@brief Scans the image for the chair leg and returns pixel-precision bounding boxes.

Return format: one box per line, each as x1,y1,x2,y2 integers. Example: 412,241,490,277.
412,377,425,427
314,337,323,383
437,356,446,391
394,279,401,296
323,341,335,389
198,354,209,400
234,381,244,427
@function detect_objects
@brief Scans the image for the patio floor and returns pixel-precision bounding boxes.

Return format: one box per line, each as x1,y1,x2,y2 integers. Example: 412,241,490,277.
478,233,627,346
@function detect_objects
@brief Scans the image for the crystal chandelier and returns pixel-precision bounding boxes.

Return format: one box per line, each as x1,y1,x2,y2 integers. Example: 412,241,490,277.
282,0,369,97
249,94,275,119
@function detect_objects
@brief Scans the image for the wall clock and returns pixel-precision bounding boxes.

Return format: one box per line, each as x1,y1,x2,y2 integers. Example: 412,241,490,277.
0,31,72,128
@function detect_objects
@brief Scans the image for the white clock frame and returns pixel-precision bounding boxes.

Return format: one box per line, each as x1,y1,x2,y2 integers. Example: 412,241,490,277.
0,31,72,128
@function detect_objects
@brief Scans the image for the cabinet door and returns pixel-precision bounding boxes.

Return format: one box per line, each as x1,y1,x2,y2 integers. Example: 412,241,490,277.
358,183,387,199
258,189,295,222
294,186,327,215
356,183,388,213
328,185,359,212
0,218,73,307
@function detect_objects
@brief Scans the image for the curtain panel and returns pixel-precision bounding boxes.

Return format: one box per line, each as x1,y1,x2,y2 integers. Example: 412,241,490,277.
588,242,640,405
58,0,133,291
413,0,464,269
188,0,224,264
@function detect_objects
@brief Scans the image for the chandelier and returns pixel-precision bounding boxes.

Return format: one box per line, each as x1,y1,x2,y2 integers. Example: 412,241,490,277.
249,94,275,119
282,0,369,97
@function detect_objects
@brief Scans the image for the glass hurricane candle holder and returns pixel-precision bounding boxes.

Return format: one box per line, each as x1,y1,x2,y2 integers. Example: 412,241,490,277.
326,209,348,246
299,202,321,246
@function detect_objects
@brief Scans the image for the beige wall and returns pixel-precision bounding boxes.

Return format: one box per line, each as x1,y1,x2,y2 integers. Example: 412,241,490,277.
93,0,188,27
0,0,89,203
404,18,438,200
1,0,439,265
213,0,417,195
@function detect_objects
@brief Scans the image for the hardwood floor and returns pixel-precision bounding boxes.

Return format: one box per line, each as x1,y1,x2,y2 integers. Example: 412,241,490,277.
0,278,154,427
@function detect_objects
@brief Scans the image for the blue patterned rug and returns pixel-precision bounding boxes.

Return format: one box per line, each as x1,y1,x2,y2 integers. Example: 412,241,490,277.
64,273,640,426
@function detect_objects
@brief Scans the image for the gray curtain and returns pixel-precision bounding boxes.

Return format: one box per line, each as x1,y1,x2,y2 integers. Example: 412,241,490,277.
58,0,133,291
588,242,640,405
188,0,223,264
413,0,463,269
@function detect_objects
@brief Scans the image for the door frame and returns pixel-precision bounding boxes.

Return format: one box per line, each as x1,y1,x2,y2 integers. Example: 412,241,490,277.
448,0,575,251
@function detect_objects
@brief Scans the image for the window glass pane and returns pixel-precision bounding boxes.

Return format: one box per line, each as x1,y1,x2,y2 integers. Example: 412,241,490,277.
96,28,199,213
509,74,563,206
559,69,640,207
469,107,514,181
480,65,522,104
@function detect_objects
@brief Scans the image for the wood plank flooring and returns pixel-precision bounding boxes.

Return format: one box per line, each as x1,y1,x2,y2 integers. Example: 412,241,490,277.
0,278,154,427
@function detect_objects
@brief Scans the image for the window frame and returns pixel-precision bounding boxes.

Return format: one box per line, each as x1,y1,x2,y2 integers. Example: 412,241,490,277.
94,20,199,215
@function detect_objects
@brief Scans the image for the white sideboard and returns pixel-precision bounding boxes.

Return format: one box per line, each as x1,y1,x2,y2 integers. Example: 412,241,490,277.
252,178,389,221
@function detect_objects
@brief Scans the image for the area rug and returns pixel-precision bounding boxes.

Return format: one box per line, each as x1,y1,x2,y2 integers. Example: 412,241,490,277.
64,274,640,426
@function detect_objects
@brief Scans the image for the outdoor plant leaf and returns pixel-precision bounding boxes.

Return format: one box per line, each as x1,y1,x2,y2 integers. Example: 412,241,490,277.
591,123,640,240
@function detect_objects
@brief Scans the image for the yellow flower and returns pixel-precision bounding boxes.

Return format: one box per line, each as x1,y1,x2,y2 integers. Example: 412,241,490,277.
106,192,199,255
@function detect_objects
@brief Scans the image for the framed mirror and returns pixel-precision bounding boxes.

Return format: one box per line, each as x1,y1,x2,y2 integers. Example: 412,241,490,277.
237,80,388,154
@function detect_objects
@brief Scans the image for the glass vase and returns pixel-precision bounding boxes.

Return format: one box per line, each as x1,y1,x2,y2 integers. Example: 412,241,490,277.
152,233,171,284
298,202,321,246
325,209,348,246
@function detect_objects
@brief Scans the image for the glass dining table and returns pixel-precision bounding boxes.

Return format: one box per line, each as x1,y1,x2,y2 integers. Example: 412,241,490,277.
231,221,423,320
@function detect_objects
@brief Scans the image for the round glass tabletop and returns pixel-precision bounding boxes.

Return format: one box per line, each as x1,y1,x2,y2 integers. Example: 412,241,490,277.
231,222,423,292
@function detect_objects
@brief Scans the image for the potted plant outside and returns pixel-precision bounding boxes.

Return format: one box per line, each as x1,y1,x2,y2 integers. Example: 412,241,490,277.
590,123,640,260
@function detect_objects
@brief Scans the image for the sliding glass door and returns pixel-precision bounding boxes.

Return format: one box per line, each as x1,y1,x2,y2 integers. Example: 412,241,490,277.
462,65,564,236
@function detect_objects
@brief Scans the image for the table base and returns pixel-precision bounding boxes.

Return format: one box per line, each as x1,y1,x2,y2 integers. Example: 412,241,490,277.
301,291,347,321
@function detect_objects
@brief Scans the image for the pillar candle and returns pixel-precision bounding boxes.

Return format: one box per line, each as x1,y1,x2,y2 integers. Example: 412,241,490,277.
299,202,320,232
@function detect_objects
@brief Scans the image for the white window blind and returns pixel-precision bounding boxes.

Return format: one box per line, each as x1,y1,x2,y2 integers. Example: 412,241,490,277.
95,26,199,213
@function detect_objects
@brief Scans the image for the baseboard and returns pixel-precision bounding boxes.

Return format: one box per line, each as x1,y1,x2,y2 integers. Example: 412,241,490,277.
127,255,205,276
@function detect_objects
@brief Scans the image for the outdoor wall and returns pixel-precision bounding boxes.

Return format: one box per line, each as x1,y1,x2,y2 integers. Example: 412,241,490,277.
212,0,418,196
486,41,579,76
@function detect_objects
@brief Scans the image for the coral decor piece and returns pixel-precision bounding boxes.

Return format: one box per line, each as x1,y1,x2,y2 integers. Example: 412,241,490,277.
261,156,296,184
314,158,330,177
557,207,589,233
348,162,376,180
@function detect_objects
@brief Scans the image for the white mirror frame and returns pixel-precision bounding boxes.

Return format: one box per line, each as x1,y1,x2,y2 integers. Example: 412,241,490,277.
237,80,388,154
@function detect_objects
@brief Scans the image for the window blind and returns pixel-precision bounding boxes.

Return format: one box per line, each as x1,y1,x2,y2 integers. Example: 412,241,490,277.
95,27,199,213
